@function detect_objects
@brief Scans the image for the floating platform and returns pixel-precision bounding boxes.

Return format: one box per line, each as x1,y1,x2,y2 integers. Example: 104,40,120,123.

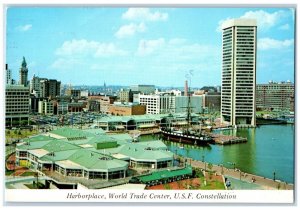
210,134,247,145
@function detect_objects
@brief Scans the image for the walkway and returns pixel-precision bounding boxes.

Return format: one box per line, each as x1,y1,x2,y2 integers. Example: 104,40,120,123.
6,154,28,176
187,158,293,190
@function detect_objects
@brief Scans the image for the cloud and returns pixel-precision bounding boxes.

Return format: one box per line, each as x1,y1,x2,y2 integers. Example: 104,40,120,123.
136,38,219,60
240,10,285,29
122,8,168,22
28,61,37,68
278,23,290,30
16,24,32,32
55,39,127,57
258,38,294,50
216,17,232,32
115,23,146,38
94,43,128,57
51,58,81,70
52,39,128,70
137,38,165,56
217,10,287,32
168,38,187,45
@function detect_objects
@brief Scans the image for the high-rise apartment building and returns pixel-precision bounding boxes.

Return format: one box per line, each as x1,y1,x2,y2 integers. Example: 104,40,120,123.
221,19,257,127
256,81,294,112
19,57,28,87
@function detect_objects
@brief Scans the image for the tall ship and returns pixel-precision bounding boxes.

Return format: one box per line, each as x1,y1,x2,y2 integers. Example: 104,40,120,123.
160,126,213,146
160,79,213,146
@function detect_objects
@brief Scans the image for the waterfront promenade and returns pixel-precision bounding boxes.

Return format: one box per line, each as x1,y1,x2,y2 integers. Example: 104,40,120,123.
182,157,293,190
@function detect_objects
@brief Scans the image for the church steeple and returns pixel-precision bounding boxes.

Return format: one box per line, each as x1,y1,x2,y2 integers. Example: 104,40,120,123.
21,56,27,68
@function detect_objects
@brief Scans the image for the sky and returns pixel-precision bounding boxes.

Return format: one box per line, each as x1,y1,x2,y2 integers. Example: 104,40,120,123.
5,7,295,87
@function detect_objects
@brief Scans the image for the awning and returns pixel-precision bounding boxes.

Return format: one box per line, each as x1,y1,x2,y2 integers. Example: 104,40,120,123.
114,125,125,129
29,149,49,158
138,124,156,128
172,121,188,125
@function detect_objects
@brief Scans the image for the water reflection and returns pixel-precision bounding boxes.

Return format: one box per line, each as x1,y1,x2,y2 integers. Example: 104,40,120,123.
220,128,256,174
139,124,294,183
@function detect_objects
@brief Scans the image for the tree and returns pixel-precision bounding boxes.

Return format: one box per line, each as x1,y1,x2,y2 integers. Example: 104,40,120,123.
207,163,213,180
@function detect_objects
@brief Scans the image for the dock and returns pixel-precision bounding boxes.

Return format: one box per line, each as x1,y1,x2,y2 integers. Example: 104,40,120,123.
210,133,247,145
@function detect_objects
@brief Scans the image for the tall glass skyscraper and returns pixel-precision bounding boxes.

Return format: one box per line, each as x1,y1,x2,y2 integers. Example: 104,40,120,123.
221,19,257,127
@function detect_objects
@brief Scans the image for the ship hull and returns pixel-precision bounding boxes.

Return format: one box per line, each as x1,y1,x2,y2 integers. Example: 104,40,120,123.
161,130,212,146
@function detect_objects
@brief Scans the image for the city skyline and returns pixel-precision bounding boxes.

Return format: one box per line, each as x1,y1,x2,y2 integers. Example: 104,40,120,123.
6,7,295,87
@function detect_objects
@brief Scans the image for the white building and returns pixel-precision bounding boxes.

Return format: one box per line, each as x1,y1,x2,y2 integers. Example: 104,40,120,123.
221,19,257,127
58,102,68,115
137,94,175,114
38,100,54,115
80,90,89,98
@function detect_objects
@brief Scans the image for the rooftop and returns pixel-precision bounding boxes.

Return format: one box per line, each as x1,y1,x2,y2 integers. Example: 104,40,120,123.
222,18,257,29
17,127,173,171
138,166,193,183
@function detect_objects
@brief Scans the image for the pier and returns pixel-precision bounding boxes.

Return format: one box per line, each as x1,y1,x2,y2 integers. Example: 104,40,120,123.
209,133,247,145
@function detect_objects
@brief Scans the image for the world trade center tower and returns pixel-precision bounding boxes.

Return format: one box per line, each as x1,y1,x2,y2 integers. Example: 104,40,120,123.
221,19,257,127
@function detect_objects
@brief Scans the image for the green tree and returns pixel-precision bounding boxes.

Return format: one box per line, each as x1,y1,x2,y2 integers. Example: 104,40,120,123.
207,163,213,180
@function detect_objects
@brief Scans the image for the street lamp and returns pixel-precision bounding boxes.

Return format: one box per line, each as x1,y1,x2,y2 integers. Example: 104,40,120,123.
220,164,224,175
202,155,206,171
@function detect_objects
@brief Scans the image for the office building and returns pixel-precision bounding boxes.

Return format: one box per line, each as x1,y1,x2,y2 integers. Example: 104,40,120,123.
80,90,89,98
100,96,111,114
221,19,257,127
5,85,30,126
256,81,294,111
65,89,81,98
6,64,13,85
38,100,54,115
175,96,203,113
68,102,86,113
118,89,133,103
30,75,47,97
57,101,69,115
109,102,146,116
203,92,221,113
137,94,175,114
130,85,155,94
40,79,61,98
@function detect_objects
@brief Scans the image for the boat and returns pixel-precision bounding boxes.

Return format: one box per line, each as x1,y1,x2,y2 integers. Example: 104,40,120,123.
161,127,213,146
160,78,213,146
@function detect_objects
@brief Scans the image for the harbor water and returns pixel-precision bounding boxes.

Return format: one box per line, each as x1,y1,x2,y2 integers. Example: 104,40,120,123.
140,124,295,184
